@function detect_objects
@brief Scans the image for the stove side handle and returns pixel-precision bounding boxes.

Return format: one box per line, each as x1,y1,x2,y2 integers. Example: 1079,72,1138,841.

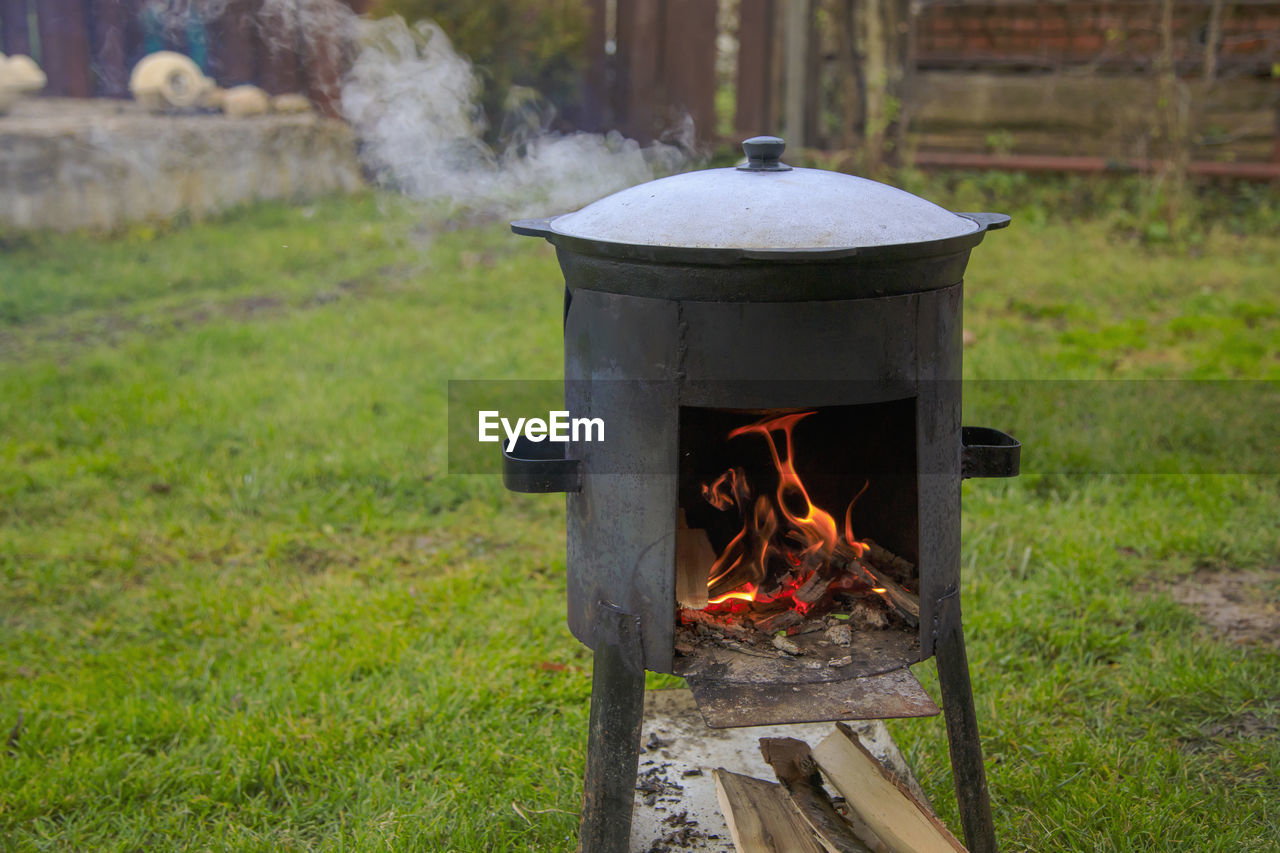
510,218,554,238
502,435,582,493
956,212,1012,232
961,426,1021,479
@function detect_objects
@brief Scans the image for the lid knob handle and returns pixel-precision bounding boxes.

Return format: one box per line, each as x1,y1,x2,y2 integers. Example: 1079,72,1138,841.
738,135,792,172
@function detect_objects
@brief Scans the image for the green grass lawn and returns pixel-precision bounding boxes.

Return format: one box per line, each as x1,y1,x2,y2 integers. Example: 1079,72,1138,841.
1,192,1277,851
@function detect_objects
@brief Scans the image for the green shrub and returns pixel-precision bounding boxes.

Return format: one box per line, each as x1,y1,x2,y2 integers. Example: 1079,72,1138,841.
890,168,1280,243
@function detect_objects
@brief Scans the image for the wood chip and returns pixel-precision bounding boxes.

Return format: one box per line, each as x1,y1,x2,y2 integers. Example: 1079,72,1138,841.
825,623,853,646
772,634,801,655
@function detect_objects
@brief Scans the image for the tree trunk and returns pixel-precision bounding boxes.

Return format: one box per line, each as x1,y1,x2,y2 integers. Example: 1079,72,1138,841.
837,0,912,174
783,0,811,148
833,0,861,152
856,0,887,171
1153,0,1191,227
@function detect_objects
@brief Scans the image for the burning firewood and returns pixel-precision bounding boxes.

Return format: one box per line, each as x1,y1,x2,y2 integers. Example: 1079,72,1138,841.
862,539,917,588
791,569,833,606
691,542,919,634
692,410,927,634
679,607,752,639
752,609,805,634
830,542,920,628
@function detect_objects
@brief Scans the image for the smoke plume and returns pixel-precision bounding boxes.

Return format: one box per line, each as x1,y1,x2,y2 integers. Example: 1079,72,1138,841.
140,2,695,216
141,3,696,216
340,15,691,217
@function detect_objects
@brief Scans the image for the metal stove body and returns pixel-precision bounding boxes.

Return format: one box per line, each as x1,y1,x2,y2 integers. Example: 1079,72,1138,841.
505,138,1019,853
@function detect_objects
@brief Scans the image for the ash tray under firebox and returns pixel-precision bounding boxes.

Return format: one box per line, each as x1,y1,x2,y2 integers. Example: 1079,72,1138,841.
674,622,938,728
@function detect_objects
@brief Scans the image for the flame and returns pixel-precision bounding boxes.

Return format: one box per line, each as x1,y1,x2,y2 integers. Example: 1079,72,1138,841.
701,468,740,511
843,480,870,557
708,587,757,605
700,411,872,618
729,412,839,558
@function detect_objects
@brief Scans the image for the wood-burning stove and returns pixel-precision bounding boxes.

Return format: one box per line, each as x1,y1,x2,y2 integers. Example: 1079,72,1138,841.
504,137,1019,852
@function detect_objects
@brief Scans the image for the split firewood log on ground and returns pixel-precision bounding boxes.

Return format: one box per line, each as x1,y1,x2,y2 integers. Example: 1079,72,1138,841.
713,726,969,853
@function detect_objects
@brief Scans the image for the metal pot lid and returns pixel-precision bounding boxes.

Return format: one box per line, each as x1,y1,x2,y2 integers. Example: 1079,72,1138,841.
545,137,980,252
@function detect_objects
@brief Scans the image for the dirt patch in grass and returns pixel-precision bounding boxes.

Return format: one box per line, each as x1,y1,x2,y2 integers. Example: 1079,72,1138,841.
0,267,413,363
1200,711,1279,740
1166,567,1280,648
1180,709,1280,755
0,296,289,361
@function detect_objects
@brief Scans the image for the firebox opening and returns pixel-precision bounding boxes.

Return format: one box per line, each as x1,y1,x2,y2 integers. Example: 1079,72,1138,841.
674,400,920,673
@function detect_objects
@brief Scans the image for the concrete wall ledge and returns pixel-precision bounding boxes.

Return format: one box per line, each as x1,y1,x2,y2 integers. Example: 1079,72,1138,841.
0,99,365,232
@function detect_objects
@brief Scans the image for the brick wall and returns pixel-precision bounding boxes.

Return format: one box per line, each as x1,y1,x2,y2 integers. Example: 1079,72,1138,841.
917,0,1280,75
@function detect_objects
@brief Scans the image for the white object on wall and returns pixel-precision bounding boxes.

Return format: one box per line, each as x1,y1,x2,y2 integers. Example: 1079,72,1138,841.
0,53,47,115
221,84,271,118
129,51,216,113
270,93,313,114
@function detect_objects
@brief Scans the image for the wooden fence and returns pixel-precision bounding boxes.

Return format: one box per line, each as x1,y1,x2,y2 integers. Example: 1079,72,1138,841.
578,0,720,145
577,0,1278,167
916,0,1280,73
6,0,1278,167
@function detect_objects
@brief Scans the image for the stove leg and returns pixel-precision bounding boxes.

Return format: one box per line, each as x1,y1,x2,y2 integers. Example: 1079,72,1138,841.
577,641,646,853
935,599,998,853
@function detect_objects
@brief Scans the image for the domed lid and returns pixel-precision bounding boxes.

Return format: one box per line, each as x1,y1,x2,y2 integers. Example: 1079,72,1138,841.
513,137,1008,265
